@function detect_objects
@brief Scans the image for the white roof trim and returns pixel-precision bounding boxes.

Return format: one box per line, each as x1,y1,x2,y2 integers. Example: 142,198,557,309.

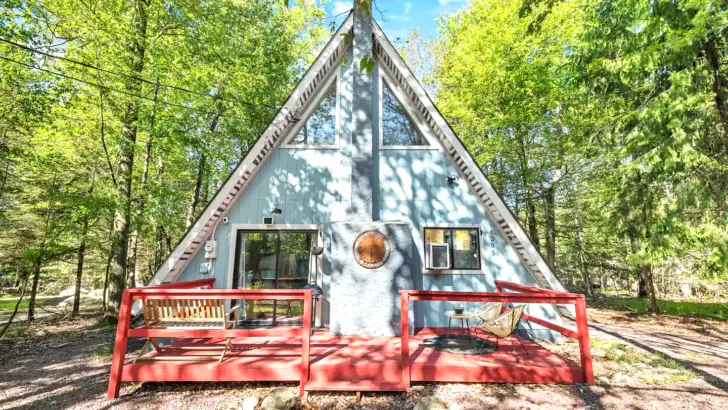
148,13,354,286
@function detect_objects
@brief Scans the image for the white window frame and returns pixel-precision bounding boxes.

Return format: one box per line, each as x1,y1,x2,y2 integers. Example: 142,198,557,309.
419,224,485,275
280,71,340,150
379,66,440,150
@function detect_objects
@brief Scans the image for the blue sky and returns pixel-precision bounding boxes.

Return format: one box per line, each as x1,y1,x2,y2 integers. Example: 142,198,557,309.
323,0,469,41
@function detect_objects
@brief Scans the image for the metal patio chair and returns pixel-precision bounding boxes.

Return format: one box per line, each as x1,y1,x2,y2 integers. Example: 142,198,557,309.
478,304,528,356
471,302,503,338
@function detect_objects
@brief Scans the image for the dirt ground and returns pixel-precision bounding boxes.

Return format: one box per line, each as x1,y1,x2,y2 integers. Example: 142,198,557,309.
1,307,727,410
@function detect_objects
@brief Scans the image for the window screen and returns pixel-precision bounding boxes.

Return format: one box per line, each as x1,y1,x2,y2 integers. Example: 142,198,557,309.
424,227,481,270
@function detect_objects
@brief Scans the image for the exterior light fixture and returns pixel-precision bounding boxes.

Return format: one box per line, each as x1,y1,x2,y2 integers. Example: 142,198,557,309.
271,206,282,216
447,174,459,187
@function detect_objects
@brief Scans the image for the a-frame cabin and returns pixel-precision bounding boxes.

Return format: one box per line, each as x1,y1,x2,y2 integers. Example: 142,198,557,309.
146,3,568,340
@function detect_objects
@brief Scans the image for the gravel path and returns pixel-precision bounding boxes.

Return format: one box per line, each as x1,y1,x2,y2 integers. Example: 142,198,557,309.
576,313,728,389
1,308,728,409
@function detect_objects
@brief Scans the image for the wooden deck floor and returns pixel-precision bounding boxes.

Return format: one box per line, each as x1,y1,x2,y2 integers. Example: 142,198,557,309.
122,329,583,385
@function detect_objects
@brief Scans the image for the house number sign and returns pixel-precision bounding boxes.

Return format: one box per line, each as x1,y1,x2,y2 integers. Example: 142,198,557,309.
352,230,391,269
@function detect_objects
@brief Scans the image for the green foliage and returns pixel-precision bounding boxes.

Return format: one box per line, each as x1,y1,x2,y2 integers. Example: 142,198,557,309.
0,0,327,301
432,0,728,298
0,299,29,311
600,298,728,320
360,55,375,73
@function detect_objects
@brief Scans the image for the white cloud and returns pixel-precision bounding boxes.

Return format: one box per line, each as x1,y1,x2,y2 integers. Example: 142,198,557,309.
388,14,413,22
330,1,352,16
438,0,466,5
404,2,412,14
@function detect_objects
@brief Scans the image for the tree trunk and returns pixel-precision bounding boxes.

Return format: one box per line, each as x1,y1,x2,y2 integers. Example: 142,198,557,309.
27,252,43,323
103,241,113,311
525,187,539,249
0,158,9,203
705,37,728,225
706,38,728,139
127,236,138,289
639,186,659,313
73,175,96,316
517,134,540,249
0,272,28,339
128,79,159,288
574,213,593,298
13,270,21,290
153,226,164,271
27,201,52,323
186,152,206,229
542,101,566,269
185,108,221,229
72,215,90,316
627,225,646,297
542,185,556,268
641,263,660,313
101,220,114,310
107,0,150,316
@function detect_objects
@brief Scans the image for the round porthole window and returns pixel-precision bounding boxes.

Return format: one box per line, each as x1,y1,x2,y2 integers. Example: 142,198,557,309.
352,230,391,269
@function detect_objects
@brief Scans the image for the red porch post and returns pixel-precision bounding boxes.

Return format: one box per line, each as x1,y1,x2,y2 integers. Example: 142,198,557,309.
300,290,312,397
107,290,133,399
575,296,594,383
400,291,410,389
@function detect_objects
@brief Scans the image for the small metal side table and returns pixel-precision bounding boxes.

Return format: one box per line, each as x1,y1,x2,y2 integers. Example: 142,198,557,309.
444,310,476,340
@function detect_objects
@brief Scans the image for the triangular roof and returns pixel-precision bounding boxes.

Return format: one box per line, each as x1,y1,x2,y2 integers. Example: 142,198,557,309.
148,13,567,298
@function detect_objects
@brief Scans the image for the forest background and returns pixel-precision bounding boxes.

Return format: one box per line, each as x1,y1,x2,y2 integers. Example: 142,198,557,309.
1,0,727,326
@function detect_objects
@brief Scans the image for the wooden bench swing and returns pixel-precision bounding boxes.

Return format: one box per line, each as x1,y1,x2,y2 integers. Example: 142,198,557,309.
136,298,240,363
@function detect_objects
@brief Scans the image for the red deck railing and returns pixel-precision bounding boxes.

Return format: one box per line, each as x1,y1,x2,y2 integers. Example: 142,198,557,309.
398,281,594,388
108,279,590,399
107,279,313,399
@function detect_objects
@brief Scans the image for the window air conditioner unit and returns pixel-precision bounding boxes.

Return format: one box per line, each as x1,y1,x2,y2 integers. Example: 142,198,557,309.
426,243,450,270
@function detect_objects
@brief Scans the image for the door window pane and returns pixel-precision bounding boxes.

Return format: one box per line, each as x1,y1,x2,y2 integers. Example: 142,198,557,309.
241,232,278,322
277,232,314,323
234,230,317,326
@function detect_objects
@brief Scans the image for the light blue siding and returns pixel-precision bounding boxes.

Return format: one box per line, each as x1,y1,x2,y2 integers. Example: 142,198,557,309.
175,59,562,338
378,149,560,336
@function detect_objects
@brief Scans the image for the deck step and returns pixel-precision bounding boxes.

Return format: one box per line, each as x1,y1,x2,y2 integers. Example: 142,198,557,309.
305,380,407,392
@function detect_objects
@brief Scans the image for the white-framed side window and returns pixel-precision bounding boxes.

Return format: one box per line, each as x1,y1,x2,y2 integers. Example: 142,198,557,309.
379,67,440,149
421,224,483,274
281,72,340,149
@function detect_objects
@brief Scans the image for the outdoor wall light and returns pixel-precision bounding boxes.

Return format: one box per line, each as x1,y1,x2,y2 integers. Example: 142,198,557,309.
447,174,459,187
271,206,282,216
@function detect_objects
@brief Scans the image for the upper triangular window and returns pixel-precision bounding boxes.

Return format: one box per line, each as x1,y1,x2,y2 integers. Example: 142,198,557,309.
381,81,430,147
286,81,337,147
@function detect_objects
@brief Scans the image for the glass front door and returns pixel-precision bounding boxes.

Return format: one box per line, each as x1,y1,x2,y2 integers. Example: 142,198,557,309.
233,230,315,326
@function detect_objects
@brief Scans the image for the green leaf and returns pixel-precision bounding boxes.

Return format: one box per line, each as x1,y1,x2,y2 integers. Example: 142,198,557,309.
339,32,354,44
360,55,375,73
